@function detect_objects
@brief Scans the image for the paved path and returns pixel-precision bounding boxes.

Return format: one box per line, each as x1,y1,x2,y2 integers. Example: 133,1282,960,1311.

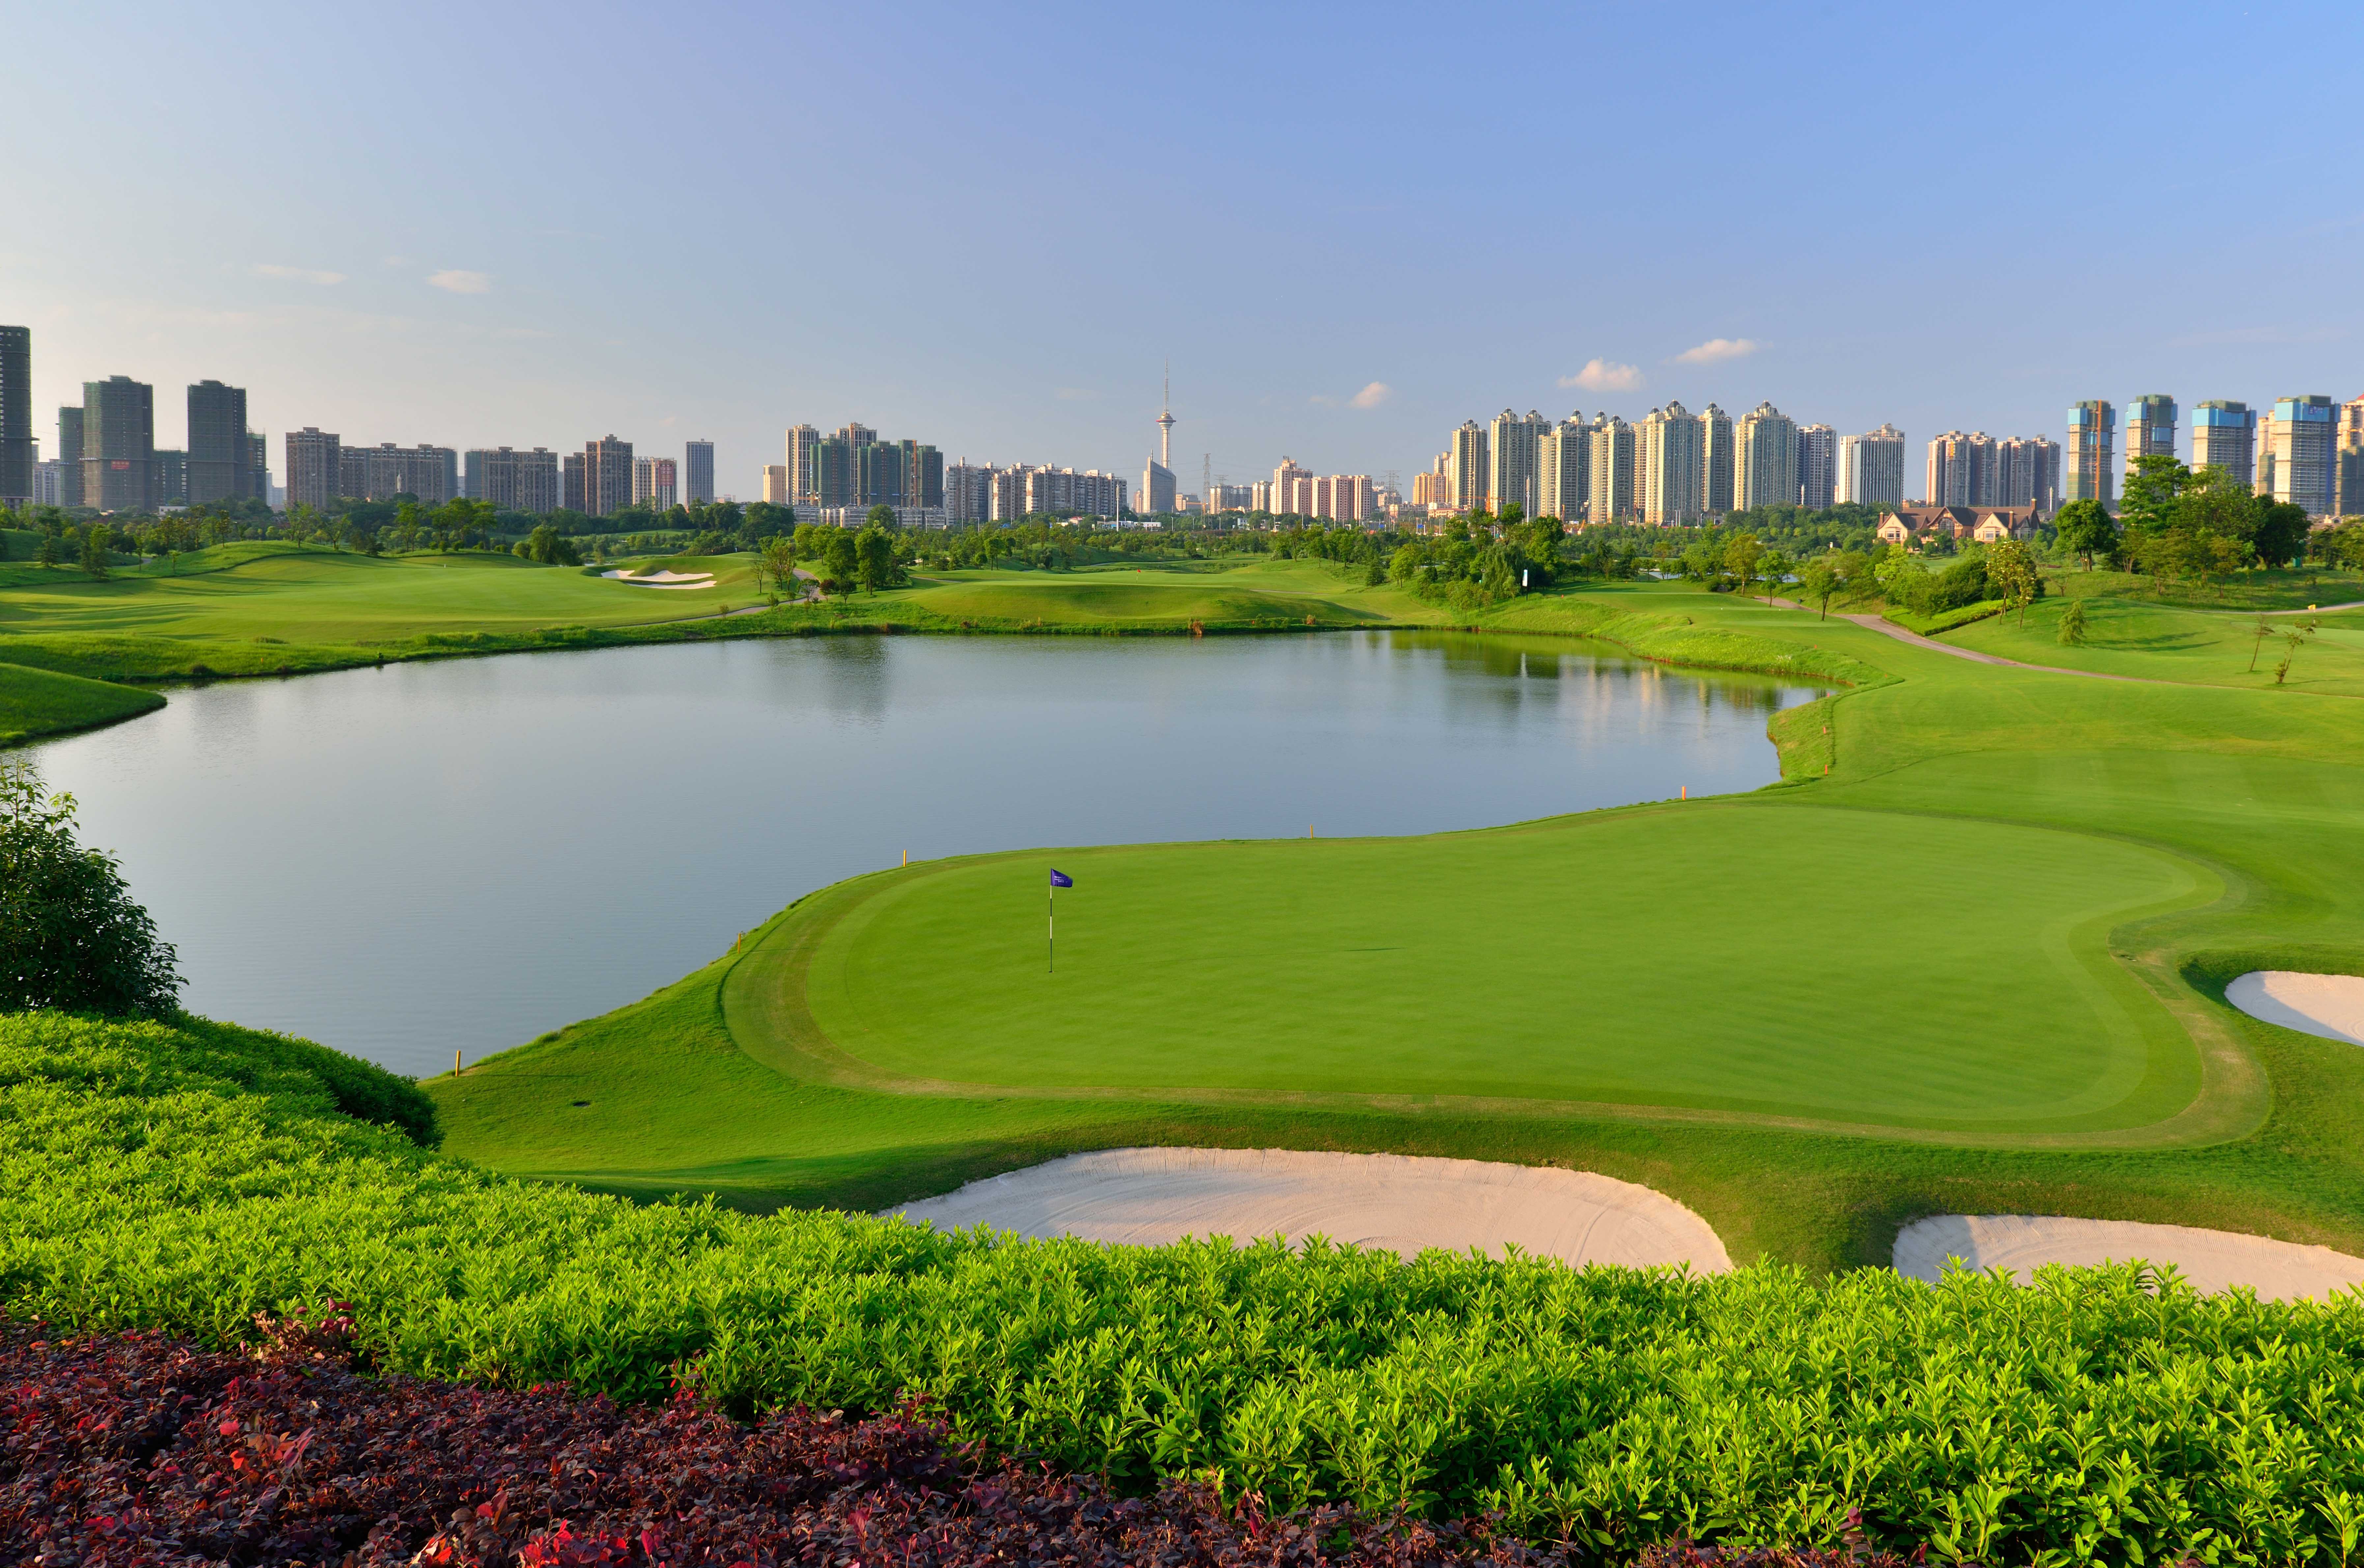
2263,600,2364,615
1760,597,2175,685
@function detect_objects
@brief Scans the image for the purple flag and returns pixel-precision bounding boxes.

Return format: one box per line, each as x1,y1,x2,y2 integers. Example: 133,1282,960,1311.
1049,869,1073,888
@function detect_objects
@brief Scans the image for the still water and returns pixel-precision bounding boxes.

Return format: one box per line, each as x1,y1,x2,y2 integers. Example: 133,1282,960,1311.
29,630,1819,1077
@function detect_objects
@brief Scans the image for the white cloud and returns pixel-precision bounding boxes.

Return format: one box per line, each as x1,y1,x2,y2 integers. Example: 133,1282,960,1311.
427,269,492,294
253,263,344,286
1672,337,1759,365
1559,358,1642,392
1349,380,1392,409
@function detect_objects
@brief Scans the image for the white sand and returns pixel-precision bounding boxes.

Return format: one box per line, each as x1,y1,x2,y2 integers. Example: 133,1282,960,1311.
2226,970,2364,1046
1895,1215,2364,1302
601,569,717,590
884,1146,1732,1270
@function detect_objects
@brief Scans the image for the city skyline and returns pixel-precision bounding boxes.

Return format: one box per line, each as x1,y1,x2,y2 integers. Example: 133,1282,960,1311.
7,4,2362,495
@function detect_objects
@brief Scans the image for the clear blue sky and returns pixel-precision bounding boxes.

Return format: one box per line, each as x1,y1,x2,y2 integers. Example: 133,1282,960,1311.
8,1,2360,497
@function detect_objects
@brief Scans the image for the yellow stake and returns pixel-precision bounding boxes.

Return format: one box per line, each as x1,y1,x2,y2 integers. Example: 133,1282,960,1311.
454,1049,462,1078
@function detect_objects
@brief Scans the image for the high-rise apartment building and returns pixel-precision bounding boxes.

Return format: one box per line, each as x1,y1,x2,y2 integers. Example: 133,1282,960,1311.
2064,400,2116,508
0,326,30,506
1447,422,1488,513
2338,396,2364,518
1488,409,1548,518
57,406,85,508
465,447,562,513
2191,400,2257,489
685,440,715,505
1994,437,2061,514
1925,431,1999,506
1837,424,1905,507
900,440,943,509
1535,413,1589,521
339,443,458,505
1698,403,1735,516
633,455,678,509
248,432,270,507
1271,456,1313,516
32,458,62,507
786,425,820,505
2124,394,2177,480
858,442,904,510
1734,402,1797,513
284,428,341,512
81,376,155,512
584,436,633,517
762,465,789,505
1587,414,1637,521
2262,396,2337,516
186,380,250,505
1639,402,1702,524
1796,425,1837,510
151,450,188,507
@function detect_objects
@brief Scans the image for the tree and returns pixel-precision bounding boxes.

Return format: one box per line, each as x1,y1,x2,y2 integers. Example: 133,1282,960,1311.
0,763,182,1017
80,525,110,580
519,524,580,566
1797,556,1839,617
761,537,799,599
2274,619,2319,686
824,527,859,592
865,504,897,531
2118,455,2190,539
2248,615,2274,673
2057,598,2088,645
2052,499,2118,572
856,525,897,594
35,529,58,569
1985,538,2041,627
2250,499,2311,570
1722,533,1764,596
1757,548,1791,602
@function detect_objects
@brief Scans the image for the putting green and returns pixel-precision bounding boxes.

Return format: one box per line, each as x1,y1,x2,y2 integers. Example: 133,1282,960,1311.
801,802,2213,1133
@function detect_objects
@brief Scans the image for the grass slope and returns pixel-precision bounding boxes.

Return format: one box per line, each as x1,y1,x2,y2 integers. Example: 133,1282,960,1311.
434,586,2364,1271
0,660,164,746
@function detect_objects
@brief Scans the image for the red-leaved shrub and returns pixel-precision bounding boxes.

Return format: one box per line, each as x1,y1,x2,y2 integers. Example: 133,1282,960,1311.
0,1317,1915,1566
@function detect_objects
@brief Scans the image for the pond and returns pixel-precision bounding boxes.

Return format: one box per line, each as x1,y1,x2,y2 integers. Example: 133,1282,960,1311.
28,630,1822,1077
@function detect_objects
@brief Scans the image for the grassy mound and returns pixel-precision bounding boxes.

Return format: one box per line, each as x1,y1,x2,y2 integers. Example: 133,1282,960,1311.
12,1008,2364,1562
0,661,163,746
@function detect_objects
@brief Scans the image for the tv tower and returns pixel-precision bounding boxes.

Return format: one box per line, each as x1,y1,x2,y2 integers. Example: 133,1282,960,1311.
1156,361,1176,468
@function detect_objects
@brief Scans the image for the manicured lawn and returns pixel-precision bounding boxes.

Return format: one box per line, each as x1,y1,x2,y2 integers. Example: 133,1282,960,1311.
0,661,163,745
803,805,2207,1132
1942,590,2364,695
887,556,1420,627
0,543,729,647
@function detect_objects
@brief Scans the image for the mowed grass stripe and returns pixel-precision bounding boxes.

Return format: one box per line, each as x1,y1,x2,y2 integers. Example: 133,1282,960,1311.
801,802,2211,1131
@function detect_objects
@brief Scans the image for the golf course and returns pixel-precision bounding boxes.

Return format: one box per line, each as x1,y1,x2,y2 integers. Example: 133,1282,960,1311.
7,540,2364,1270
154,551,2320,1275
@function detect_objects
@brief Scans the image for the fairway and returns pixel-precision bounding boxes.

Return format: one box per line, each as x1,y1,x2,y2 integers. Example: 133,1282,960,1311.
892,560,1404,627
802,804,2211,1132
0,544,726,646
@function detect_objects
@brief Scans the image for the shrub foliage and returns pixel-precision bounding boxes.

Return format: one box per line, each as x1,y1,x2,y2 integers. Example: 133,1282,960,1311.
0,763,181,1017
8,1010,2364,1563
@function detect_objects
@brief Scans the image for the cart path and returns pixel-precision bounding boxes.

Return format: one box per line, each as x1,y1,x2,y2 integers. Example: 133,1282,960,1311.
1761,599,2173,684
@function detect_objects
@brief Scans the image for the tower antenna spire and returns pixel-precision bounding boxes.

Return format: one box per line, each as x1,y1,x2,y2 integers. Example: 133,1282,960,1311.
1156,360,1176,468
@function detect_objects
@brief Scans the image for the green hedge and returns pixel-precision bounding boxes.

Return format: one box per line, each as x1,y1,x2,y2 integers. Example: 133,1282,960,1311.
12,1011,2364,1561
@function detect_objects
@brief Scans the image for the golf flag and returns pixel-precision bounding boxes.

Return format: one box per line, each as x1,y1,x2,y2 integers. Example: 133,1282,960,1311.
1047,869,1072,973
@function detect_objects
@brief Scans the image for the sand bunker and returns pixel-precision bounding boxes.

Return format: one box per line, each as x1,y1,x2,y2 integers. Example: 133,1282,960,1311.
2226,971,2364,1046
1895,1215,2364,1302
601,569,717,590
885,1146,1732,1270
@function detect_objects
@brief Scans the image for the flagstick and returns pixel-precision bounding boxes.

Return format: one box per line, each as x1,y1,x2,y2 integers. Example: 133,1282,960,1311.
1048,879,1055,975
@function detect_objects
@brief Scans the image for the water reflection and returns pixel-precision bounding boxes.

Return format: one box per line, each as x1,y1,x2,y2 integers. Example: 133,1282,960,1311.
30,630,1821,1075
